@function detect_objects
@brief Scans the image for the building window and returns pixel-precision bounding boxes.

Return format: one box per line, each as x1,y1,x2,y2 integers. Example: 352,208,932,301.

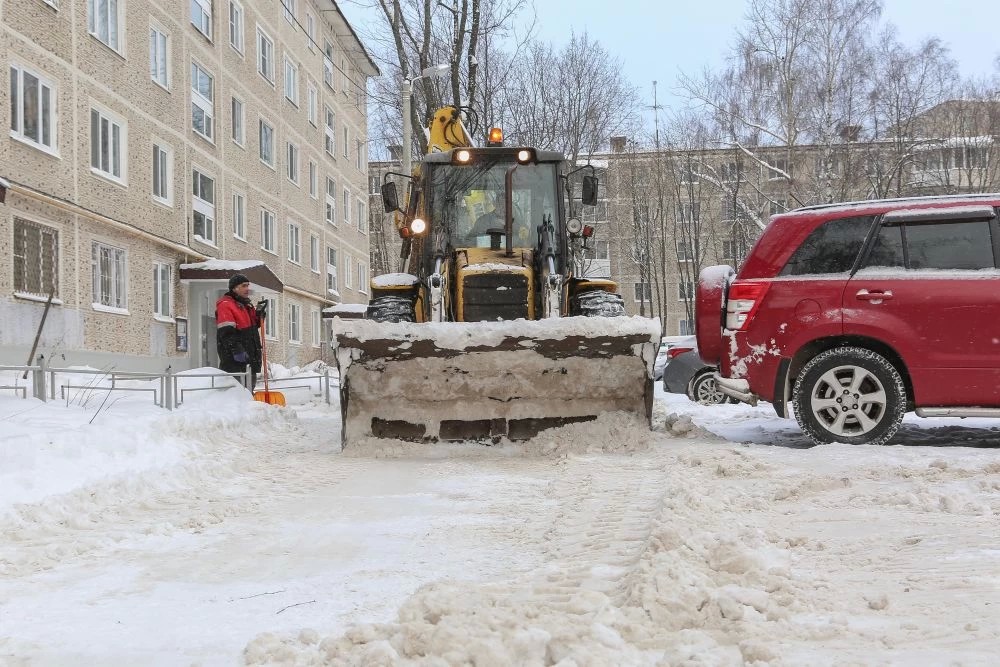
676,239,693,262
312,308,323,347
263,297,276,338
306,13,315,50
90,107,126,182
13,218,59,297
149,27,169,88
232,191,245,239
309,161,317,198
192,168,215,244
344,254,353,289
310,235,319,272
153,261,172,318
357,262,367,294
257,28,274,82
722,239,737,262
343,187,351,226
288,303,301,343
677,203,700,224
152,143,172,204
369,174,381,195
191,62,214,141
228,1,244,52
326,247,338,294
324,106,336,156
679,319,694,336
10,65,57,152
325,177,337,225
91,241,127,309
281,0,296,23
719,162,738,182
259,119,274,166
307,83,318,125
355,137,364,170
634,282,651,302
231,96,244,145
287,221,300,264
283,57,298,105
88,0,121,51
678,281,694,301
286,142,299,183
769,199,787,216
261,208,275,252
584,238,609,260
721,196,737,222
323,40,334,88
356,198,366,232
342,126,348,157
191,0,212,39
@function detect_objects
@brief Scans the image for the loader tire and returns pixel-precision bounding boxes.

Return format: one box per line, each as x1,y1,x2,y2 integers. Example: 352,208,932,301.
366,295,416,323
571,290,626,317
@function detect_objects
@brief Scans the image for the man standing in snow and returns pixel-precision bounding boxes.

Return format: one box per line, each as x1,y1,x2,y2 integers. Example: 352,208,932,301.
216,274,266,391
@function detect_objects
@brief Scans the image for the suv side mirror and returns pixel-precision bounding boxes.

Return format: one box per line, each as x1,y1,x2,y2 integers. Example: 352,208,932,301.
582,175,599,207
381,181,400,213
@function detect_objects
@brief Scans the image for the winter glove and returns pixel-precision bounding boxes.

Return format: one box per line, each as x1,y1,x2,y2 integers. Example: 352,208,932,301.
255,301,268,320
233,350,250,364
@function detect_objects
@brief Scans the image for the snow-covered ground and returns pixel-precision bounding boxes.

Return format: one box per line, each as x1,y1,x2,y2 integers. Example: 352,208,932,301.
1,366,999,666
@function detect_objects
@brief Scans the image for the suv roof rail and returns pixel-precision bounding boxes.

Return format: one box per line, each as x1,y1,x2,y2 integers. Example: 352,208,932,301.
791,191,1000,214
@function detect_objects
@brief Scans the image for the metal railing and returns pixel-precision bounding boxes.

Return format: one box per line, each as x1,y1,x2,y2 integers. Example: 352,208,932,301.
0,355,337,410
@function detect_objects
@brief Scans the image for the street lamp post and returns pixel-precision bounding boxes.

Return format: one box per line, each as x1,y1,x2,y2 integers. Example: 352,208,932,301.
402,63,450,177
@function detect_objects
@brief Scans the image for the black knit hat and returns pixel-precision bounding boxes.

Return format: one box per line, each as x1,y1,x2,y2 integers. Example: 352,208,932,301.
228,273,250,290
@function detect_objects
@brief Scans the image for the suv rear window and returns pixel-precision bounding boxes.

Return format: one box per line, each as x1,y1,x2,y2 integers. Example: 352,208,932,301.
780,215,875,276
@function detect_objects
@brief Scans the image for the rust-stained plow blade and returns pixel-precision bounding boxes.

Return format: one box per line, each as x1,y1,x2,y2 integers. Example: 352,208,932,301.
331,317,660,447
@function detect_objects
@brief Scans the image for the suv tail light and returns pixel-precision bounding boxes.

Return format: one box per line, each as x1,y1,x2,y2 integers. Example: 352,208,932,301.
726,281,770,331
668,346,693,360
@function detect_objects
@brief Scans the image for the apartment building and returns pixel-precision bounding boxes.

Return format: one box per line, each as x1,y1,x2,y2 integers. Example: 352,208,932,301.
0,0,377,371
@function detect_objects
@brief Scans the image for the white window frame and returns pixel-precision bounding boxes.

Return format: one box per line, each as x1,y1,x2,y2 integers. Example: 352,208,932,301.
325,177,337,225
261,208,276,253
633,282,652,303
152,142,172,205
324,106,336,156
287,221,301,264
91,240,128,311
308,161,318,198
283,56,298,105
232,190,246,240
306,13,315,51
153,260,172,319
192,167,216,245
323,41,334,89
356,198,366,233
282,0,296,23
149,25,170,89
344,254,353,289
307,83,318,125
191,61,215,142
288,302,301,344
231,96,244,146
228,0,244,53
257,27,274,83
357,262,367,294
13,217,60,298
342,125,348,157
259,118,274,167
312,308,323,347
10,63,58,154
355,137,363,170
263,297,277,339
326,247,338,293
88,0,122,52
309,234,320,272
343,187,351,226
191,0,212,39
90,105,127,184
286,142,299,184
679,319,694,336
678,281,694,301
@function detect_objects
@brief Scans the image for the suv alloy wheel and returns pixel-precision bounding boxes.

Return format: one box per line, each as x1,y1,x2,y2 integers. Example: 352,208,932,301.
793,346,907,446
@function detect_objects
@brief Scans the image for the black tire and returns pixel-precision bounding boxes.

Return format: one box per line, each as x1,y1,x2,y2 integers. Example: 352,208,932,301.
570,290,626,317
366,295,416,323
792,346,906,446
686,370,731,405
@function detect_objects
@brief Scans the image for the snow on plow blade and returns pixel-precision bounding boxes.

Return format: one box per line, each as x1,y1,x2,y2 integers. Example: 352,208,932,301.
332,317,660,446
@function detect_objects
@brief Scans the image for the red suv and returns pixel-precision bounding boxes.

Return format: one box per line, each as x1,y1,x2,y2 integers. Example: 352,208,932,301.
697,193,1000,446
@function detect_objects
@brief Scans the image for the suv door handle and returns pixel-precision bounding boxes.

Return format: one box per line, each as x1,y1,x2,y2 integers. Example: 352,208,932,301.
855,289,893,301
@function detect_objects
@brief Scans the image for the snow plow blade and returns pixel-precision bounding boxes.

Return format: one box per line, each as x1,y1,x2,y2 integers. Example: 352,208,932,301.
332,317,660,447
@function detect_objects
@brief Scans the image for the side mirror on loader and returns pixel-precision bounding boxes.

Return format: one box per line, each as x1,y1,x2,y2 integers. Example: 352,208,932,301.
582,175,599,207
381,181,400,213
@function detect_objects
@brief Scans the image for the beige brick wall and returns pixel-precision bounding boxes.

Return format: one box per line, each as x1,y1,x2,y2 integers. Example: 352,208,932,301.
1,0,375,369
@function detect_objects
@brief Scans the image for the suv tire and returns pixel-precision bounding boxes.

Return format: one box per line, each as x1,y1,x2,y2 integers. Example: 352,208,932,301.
793,346,906,446
687,371,732,405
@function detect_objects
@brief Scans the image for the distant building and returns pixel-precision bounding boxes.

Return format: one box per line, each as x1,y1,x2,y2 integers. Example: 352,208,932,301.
1,0,377,370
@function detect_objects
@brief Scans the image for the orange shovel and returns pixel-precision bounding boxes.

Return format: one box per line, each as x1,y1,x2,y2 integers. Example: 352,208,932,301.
253,320,285,406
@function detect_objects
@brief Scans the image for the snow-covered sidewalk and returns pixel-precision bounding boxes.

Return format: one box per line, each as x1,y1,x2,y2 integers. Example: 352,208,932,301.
1,376,999,665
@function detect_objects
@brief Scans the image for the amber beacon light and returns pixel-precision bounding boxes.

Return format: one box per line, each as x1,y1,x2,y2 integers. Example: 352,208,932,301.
487,127,504,146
